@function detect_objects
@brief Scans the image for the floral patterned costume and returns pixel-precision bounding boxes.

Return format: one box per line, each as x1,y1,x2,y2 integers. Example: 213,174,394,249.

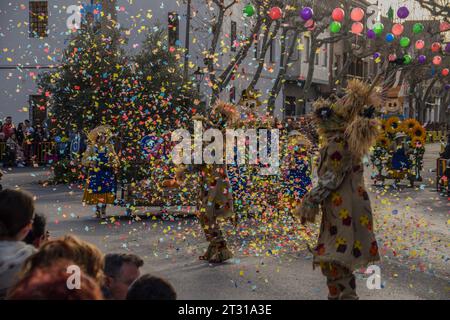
297,79,382,299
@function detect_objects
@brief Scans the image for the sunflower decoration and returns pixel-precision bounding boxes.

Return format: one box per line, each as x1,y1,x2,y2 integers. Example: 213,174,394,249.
376,135,391,149
385,116,401,134
402,118,420,136
411,136,425,148
411,124,426,144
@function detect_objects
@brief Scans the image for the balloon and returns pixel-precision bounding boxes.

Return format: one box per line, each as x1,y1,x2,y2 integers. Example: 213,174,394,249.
350,8,364,22
446,84,450,91
330,21,342,33
412,23,424,34
442,68,449,77
445,43,450,53
304,19,315,31
399,37,411,48
440,22,450,32
388,54,397,62
367,29,376,39
397,6,409,19
269,7,282,20
300,7,313,21
403,54,412,65
243,4,256,17
351,22,364,35
55,136,62,143
373,22,384,35
418,55,426,64
415,40,425,50
385,33,395,42
392,23,404,36
332,8,345,22
431,42,441,52
433,56,442,65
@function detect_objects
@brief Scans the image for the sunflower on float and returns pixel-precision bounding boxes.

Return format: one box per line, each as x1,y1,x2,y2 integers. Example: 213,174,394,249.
401,118,420,136
376,135,391,149
380,119,387,133
411,136,425,148
411,124,426,143
385,116,401,134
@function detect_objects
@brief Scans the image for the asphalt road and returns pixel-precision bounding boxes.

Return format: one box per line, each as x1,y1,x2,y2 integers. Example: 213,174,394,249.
1,143,448,300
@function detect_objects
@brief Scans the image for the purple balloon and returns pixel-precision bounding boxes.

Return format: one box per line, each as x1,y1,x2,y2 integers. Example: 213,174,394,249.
445,84,450,90
367,29,376,39
445,43,450,53
397,6,409,19
418,55,426,64
300,7,313,21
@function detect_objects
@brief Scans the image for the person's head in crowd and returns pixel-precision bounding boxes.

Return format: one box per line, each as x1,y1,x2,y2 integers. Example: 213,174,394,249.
20,235,104,284
5,116,12,125
24,213,48,248
103,253,143,300
0,189,35,241
0,189,36,299
7,259,103,300
24,119,30,126
126,274,177,300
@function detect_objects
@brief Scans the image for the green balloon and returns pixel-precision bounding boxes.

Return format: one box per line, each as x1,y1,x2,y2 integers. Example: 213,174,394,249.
412,23,424,34
330,21,342,33
243,4,255,17
400,37,411,48
373,22,384,35
403,54,412,64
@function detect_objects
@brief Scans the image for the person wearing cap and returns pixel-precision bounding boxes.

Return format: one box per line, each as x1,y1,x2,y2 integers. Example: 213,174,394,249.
280,131,313,213
81,126,119,218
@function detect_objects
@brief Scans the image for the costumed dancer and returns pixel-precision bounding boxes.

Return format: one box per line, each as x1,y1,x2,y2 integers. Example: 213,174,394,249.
280,131,313,213
173,101,237,263
82,126,119,218
295,80,382,300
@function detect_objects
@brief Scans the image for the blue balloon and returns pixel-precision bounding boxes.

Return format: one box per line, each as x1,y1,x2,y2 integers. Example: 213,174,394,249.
385,33,395,42
55,136,61,143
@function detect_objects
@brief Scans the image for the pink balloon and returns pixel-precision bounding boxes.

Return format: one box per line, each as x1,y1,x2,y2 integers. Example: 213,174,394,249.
350,7,365,22
433,56,442,65
440,22,450,32
388,54,397,62
332,8,345,22
351,22,364,34
442,68,449,77
269,7,283,20
415,40,425,50
392,23,404,36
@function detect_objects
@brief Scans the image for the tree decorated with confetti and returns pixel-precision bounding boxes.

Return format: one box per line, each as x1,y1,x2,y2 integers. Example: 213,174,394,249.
38,24,130,134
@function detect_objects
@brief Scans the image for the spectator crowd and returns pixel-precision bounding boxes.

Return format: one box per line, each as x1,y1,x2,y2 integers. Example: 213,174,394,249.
0,188,177,300
0,116,51,167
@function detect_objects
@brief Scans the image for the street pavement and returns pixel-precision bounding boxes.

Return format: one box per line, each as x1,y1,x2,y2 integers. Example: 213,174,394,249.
0,143,448,300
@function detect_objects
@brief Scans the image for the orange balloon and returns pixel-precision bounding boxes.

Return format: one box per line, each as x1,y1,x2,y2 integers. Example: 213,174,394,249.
442,68,449,76
431,42,441,52
432,56,442,65
415,40,425,50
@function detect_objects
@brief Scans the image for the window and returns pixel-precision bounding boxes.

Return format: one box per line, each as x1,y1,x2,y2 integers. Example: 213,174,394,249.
334,54,341,76
29,1,48,38
254,34,259,59
304,36,310,62
231,21,237,52
285,96,297,117
269,38,276,63
168,12,179,47
315,49,319,65
29,95,47,125
323,45,328,67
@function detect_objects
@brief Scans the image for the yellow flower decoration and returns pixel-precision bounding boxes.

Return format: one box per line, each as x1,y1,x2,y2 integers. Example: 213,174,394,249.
360,215,369,227
402,118,420,135
339,208,349,219
354,240,363,250
376,135,391,148
411,136,425,147
385,116,401,134
336,237,347,246
412,124,426,141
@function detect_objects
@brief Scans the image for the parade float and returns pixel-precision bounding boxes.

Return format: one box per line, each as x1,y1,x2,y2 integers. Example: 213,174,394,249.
371,87,426,187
